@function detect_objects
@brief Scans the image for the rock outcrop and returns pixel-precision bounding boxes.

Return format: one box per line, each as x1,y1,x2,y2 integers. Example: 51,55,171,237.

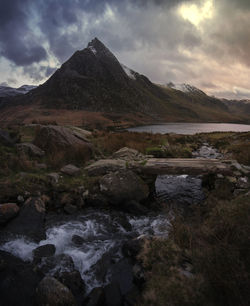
3,197,46,242
16,143,45,157
35,276,77,306
33,125,93,159
99,170,149,205
0,203,19,224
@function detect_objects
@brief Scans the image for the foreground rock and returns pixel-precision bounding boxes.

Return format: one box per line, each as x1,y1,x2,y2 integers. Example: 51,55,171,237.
60,164,81,176
85,159,126,176
0,250,42,306
16,142,45,157
32,244,56,264
35,276,77,306
0,203,19,224
3,197,46,242
99,170,149,205
33,125,93,158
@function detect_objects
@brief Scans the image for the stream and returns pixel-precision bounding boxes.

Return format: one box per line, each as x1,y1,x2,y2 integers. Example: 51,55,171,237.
0,144,216,299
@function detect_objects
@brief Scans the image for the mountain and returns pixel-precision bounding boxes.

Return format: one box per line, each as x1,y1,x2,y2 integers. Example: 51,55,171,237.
24,37,169,115
0,38,249,127
0,85,37,97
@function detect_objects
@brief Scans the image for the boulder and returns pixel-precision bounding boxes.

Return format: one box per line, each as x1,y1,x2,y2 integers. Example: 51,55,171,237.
64,204,77,215
37,254,75,276
69,126,92,142
104,281,122,306
35,276,77,306
16,142,45,157
56,270,86,305
99,170,149,205
0,250,42,306
47,172,60,184
60,164,81,176
0,203,19,224
85,159,126,176
72,235,85,246
33,244,56,264
85,287,105,306
33,125,93,159
4,197,46,242
113,147,144,161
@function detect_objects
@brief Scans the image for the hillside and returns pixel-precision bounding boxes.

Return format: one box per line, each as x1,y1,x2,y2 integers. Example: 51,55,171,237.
0,38,249,128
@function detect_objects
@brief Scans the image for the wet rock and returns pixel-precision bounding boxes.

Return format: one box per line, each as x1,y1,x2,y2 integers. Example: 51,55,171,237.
132,263,145,286
0,250,42,306
85,287,105,306
38,254,75,275
123,286,140,306
56,270,86,305
3,197,46,242
192,144,222,159
60,164,81,176
99,170,149,205
123,200,149,215
16,142,45,157
64,204,78,215
33,244,56,264
104,281,122,306
85,159,126,176
33,125,93,160
35,276,77,306
122,239,144,259
0,203,19,224
72,235,85,246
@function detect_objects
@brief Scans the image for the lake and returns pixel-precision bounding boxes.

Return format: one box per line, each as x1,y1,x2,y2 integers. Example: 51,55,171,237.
127,123,250,135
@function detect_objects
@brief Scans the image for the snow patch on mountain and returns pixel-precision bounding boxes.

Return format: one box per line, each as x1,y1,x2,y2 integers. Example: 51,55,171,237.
167,82,205,95
121,64,136,80
88,45,97,55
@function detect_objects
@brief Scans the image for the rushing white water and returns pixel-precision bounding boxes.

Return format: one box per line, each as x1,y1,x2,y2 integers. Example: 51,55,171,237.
0,210,170,292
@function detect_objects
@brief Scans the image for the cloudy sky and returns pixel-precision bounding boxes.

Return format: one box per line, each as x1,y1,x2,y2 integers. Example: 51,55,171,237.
0,0,250,99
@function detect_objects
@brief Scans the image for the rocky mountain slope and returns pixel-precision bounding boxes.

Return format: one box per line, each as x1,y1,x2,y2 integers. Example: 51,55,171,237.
0,38,249,126
0,85,36,97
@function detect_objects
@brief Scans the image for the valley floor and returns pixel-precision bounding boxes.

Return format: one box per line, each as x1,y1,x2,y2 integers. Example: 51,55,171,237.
0,125,250,305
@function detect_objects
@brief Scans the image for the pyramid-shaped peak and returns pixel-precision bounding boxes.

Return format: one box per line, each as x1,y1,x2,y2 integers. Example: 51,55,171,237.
87,37,112,56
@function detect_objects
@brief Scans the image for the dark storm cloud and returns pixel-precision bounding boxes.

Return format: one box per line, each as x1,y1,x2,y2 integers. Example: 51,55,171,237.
0,0,47,66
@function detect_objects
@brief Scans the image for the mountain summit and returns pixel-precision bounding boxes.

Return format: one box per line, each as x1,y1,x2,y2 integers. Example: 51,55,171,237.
29,37,166,113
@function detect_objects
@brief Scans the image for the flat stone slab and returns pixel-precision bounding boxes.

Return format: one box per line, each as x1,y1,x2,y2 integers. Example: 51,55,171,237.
136,158,234,175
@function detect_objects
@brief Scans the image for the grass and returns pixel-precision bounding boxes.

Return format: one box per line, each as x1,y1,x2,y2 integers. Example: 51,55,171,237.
138,193,250,306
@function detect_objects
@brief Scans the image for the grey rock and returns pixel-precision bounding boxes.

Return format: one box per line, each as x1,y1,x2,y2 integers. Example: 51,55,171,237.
33,244,56,264
85,159,126,176
99,170,149,205
60,164,81,176
47,173,60,184
16,143,45,157
35,276,77,306
0,203,19,224
64,204,78,215
3,197,46,242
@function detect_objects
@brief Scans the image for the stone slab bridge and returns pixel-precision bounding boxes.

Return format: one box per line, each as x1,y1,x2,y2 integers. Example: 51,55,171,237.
137,158,234,176
85,158,238,177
